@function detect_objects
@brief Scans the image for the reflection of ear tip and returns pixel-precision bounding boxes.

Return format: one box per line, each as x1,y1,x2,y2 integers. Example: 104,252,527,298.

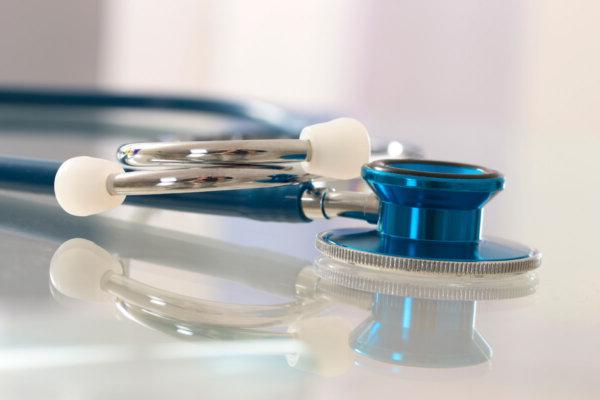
50,238,123,302
287,316,353,377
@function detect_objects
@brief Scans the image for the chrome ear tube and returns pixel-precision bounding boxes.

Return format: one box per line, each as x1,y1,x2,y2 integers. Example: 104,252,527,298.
53,118,372,217
116,139,311,167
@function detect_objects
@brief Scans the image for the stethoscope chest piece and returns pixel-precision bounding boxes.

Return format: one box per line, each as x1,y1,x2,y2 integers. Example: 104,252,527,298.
316,159,541,275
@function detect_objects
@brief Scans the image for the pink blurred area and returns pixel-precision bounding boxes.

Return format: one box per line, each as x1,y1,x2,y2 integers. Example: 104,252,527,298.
0,1,525,145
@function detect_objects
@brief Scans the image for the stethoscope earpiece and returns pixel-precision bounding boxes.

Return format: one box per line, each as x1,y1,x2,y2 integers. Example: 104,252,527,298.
298,117,370,180
54,157,126,216
49,238,123,302
287,316,354,377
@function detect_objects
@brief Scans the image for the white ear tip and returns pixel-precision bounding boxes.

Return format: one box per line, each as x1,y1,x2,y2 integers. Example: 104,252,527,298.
287,316,353,377
300,118,371,180
54,156,125,216
49,238,123,302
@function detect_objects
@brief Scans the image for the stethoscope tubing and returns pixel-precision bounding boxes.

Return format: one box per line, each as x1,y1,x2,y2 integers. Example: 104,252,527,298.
0,86,311,136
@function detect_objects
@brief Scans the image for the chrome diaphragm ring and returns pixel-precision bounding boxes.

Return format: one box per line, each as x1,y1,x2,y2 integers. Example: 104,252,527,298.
316,231,542,276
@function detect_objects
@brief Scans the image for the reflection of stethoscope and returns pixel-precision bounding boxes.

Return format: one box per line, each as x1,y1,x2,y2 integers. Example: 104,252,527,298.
0,193,537,374
48,236,537,375
0,88,540,274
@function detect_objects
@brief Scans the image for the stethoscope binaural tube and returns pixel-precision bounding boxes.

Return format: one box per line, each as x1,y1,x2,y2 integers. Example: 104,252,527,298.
52,117,372,217
0,88,380,223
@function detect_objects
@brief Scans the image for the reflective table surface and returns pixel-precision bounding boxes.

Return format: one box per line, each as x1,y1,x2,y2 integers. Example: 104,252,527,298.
1,104,599,399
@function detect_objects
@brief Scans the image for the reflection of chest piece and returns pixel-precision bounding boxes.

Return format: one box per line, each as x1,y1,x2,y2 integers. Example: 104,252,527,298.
308,258,538,368
352,296,490,368
317,159,541,275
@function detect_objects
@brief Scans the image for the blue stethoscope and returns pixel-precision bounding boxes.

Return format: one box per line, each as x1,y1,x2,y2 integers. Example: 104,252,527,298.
0,88,540,275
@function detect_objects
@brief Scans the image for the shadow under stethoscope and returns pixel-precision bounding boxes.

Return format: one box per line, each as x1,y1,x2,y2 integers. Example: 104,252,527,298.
48,235,538,377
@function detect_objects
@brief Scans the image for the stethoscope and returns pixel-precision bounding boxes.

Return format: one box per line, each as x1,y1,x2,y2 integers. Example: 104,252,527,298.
0,88,540,275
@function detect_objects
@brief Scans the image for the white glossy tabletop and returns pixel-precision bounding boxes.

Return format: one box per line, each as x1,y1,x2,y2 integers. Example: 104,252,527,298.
0,105,598,399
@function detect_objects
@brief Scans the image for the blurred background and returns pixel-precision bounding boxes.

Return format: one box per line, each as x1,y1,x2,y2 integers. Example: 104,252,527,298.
0,0,598,262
